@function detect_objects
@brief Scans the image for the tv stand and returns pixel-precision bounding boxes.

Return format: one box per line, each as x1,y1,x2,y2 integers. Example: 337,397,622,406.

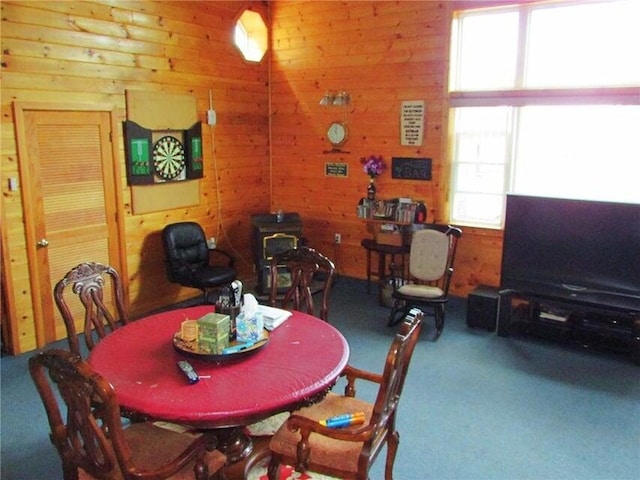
497,290,640,364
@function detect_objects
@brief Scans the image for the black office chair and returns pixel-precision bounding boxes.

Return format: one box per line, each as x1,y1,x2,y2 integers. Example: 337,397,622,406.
387,224,462,339
162,222,236,304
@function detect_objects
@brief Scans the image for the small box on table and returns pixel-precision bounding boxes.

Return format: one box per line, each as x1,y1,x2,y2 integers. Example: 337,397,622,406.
197,312,230,354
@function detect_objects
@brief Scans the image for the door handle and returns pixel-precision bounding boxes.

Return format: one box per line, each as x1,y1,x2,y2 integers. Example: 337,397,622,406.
36,239,49,248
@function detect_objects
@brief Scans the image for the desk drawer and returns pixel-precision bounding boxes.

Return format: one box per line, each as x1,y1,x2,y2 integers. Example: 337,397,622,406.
376,232,403,246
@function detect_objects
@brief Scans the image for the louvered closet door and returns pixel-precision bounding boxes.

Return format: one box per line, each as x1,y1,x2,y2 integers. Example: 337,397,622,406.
24,110,121,344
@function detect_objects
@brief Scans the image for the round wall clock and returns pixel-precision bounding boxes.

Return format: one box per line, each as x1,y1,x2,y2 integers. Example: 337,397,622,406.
153,135,186,180
327,121,348,147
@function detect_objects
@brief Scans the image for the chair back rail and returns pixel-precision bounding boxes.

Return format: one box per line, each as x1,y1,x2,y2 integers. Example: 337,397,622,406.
269,246,336,321
54,262,128,356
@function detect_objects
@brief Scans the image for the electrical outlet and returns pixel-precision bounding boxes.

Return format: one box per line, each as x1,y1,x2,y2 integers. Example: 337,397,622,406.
334,233,341,244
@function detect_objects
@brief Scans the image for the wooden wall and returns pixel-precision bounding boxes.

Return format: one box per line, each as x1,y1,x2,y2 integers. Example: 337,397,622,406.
1,0,271,353
269,1,501,293
1,0,502,354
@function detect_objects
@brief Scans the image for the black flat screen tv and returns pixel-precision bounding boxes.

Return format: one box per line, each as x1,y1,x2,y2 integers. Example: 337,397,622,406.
500,195,640,312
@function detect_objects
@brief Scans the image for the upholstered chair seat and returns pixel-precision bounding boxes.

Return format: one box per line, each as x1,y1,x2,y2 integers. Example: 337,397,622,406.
77,422,226,480
395,283,444,298
268,393,374,475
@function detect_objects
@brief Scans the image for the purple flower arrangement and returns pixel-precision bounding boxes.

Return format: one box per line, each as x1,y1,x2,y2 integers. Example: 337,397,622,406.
360,155,385,179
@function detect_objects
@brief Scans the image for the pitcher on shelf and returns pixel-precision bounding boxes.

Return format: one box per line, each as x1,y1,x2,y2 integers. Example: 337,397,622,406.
367,179,376,200
360,155,385,201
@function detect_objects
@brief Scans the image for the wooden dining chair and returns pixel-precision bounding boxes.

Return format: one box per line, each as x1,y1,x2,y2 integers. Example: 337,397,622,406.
29,349,227,480
268,246,336,321
54,262,129,357
267,309,424,480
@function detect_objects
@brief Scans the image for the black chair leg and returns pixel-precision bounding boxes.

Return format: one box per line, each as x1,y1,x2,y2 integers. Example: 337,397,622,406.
433,305,445,340
388,300,399,326
388,300,408,327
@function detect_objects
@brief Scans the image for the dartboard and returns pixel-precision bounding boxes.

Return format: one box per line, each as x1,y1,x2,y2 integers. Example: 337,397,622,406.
153,135,186,180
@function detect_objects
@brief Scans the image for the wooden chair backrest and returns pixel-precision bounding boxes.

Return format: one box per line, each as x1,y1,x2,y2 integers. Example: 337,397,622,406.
336,310,424,476
29,349,129,480
54,262,128,356
408,224,462,295
269,246,336,321
370,309,424,438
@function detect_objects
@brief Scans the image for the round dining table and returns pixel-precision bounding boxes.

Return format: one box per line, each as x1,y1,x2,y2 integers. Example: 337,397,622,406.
88,305,349,462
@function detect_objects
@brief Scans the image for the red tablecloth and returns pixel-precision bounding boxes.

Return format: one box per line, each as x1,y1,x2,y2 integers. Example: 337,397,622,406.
88,306,349,428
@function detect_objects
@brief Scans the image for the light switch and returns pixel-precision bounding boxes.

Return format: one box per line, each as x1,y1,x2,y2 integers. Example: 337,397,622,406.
207,109,217,126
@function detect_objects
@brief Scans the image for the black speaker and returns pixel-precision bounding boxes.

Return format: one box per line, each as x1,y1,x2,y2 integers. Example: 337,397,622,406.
467,285,499,332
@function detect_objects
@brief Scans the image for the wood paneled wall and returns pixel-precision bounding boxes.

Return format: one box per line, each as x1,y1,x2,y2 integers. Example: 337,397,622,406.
269,1,501,293
1,0,271,353
1,0,502,354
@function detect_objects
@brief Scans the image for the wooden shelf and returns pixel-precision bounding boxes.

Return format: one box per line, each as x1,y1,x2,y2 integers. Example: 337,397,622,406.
361,218,413,226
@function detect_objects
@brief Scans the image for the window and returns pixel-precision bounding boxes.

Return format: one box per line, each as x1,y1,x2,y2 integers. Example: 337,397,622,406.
234,10,268,63
448,0,640,228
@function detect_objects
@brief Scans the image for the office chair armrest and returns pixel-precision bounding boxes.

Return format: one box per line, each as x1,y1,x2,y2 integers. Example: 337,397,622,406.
341,364,383,397
208,248,235,268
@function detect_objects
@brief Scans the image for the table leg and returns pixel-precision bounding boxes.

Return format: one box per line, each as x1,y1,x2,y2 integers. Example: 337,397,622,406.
365,248,372,293
377,253,386,306
214,427,253,464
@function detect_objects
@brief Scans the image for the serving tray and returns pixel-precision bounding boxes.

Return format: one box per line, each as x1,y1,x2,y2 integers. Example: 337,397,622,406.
172,329,269,363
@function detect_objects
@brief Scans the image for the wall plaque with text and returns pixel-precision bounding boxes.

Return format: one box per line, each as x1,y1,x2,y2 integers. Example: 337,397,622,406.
400,100,425,146
391,157,432,180
325,162,348,177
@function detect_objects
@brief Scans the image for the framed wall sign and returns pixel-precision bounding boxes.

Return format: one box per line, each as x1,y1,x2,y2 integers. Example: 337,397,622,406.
391,157,432,180
400,100,425,146
325,162,348,177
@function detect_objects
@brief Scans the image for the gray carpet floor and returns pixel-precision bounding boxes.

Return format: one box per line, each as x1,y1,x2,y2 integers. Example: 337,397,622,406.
2,277,638,479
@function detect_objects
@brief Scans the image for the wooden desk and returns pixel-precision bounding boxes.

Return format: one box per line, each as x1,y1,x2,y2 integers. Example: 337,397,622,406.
361,239,409,305
361,219,411,305
88,305,349,463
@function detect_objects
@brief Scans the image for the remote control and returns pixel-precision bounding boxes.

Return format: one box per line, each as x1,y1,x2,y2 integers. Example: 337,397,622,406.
176,360,199,384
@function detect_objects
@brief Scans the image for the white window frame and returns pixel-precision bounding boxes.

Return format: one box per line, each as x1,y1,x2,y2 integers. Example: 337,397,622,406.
448,0,640,229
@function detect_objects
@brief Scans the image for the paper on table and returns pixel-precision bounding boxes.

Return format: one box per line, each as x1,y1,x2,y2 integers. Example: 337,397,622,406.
257,305,292,330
